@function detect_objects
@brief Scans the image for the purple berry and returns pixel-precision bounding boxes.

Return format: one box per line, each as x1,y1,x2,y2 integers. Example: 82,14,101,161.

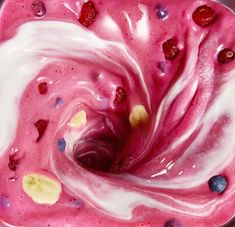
31,0,46,18
164,219,181,227
155,4,168,20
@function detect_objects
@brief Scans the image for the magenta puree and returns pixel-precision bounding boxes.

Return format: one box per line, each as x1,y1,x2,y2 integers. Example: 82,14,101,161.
0,0,235,226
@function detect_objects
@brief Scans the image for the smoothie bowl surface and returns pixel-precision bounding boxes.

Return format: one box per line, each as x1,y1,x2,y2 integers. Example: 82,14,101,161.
0,0,235,226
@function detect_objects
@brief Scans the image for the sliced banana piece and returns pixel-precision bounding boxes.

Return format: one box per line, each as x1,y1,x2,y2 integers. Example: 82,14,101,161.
129,105,149,128
68,110,87,128
22,173,62,205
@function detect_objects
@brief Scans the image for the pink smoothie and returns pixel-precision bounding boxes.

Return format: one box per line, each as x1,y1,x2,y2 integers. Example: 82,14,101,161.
0,0,235,226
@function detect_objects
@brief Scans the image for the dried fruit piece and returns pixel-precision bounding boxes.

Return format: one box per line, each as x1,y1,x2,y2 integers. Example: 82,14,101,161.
114,87,126,104
22,173,61,205
68,111,87,128
129,105,149,128
38,82,48,95
78,1,98,27
162,39,179,60
34,119,49,142
8,157,19,171
218,48,234,64
192,5,216,26
31,0,46,18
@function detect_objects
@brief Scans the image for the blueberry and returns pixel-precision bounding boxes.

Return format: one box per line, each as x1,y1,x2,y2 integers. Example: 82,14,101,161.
164,219,181,227
155,4,168,20
208,175,227,194
55,97,63,108
57,138,66,152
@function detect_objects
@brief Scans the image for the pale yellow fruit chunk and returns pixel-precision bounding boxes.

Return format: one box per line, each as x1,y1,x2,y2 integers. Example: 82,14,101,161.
129,105,149,128
22,173,61,205
68,110,87,128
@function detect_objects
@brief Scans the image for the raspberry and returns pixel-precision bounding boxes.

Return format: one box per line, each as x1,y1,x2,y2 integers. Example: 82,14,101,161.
162,39,179,60
192,5,216,26
218,48,234,64
114,87,126,104
34,119,49,142
78,1,98,27
38,82,48,95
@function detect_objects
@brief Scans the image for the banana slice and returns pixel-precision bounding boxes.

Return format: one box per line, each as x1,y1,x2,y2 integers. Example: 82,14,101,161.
22,173,62,205
129,105,149,128
68,110,87,128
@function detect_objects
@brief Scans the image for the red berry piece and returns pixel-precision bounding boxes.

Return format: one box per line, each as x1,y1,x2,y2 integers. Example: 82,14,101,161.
34,119,48,142
38,82,48,95
193,5,216,26
218,48,234,64
78,1,98,27
114,87,126,104
8,156,19,171
162,39,179,60
31,0,46,17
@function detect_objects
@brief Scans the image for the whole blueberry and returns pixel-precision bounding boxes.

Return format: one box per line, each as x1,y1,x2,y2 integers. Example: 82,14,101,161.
164,219,181,227
155,4,168,20
57,138,66,152
208,175,227,194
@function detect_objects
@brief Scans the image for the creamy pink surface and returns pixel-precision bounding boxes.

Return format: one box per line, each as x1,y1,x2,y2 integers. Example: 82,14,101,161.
0,0,235,226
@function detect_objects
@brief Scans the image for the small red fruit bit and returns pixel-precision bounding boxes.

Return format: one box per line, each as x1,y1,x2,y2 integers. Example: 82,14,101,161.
218,48,234,64
8,157,19,171
34,119,48,142
114,87,126,104
193,5,216,26
78,1,98,27
38,82,48,95
162,39,179,60
31,0,46,17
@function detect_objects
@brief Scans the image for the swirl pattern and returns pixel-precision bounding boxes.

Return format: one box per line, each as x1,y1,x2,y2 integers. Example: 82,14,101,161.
0,0,235,226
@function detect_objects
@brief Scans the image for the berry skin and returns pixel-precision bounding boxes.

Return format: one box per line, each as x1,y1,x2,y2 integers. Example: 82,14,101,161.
218,48,234,64
34,119,49,142
31,0,46,18
78,1,98,27
162,39,179,60
38,82,48,95
192,5,216,26
208,175,227,194
114,87,126,104
164,219,181,227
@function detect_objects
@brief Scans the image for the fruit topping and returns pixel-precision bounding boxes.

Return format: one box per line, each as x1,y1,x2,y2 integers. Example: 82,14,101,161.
57,138,66,152
68,111,87,128
208,175,227,194
129,105,149,128
155,4,168,20
38,82,48,95
8,156,19,171
114,87,126,104
31,0,46,18
162,39,179,60
218,48,234,64
164,219,181,227
34,119,49,142
78,1,98,27
192,5,216,26
22,173,61,205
